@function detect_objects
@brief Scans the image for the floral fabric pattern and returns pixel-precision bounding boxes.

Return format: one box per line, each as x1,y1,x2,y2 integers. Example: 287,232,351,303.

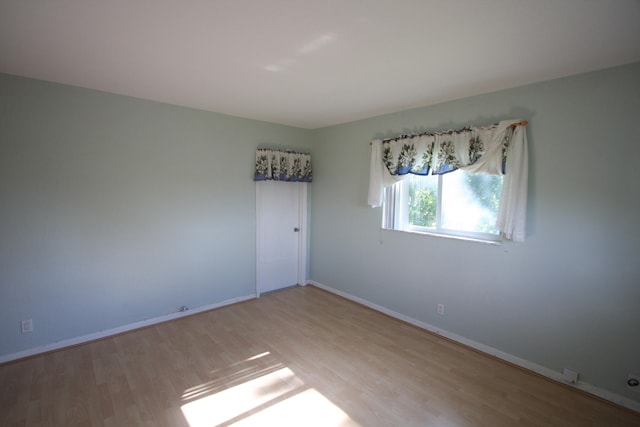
380,124,513,178
254,149,312,182
468,136,483,164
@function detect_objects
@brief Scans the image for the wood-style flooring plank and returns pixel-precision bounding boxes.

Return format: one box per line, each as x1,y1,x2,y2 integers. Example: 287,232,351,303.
1,285,639,426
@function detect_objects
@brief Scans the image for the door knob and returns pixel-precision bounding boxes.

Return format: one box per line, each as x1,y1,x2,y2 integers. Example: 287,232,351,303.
293,227,300,232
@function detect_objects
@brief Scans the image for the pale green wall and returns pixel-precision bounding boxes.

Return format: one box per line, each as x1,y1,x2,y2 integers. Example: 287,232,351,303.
2,63,639,403
310,62,640,401
0,74,312,356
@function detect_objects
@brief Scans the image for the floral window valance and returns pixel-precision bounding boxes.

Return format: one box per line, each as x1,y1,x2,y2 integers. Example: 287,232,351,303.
368,119,528,242
380,123,513,177
254,149,312,182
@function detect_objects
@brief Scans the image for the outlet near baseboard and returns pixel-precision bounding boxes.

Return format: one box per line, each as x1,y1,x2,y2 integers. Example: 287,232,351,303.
21,319,33,334
562,368,579,384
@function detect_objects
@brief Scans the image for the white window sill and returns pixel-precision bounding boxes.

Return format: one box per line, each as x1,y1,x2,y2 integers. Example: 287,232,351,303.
381,227,502,246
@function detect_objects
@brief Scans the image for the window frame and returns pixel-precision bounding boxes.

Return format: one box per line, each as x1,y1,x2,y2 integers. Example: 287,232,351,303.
382,172,503,244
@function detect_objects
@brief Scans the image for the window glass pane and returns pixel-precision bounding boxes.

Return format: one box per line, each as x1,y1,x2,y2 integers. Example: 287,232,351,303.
407,175,438,228
441,170,502,234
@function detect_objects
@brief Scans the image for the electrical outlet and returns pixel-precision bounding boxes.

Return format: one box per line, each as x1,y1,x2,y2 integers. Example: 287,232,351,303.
437,303,445,315
21,319,33,333
562,368,579,384
628,373,640,391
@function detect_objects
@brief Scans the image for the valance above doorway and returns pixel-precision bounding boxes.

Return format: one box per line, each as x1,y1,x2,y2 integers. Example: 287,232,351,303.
254,149,312,182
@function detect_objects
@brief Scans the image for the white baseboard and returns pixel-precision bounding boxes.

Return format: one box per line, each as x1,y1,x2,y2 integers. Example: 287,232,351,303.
308,280,640,414
0,293,256,365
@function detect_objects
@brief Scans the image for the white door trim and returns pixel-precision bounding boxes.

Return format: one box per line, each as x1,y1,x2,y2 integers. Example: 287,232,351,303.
296,183,308,288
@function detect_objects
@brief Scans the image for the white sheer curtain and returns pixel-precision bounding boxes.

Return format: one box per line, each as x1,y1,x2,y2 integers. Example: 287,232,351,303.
495,124,528,242
368,119,528,242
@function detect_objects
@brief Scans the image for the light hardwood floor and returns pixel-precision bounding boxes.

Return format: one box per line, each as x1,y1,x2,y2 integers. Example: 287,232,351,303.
1,285,639,426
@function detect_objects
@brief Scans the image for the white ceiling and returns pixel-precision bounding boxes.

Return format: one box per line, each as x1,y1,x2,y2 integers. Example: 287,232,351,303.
1,1,639,129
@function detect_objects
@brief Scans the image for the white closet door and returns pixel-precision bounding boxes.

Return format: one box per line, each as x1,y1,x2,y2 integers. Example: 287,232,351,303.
256,181,306,295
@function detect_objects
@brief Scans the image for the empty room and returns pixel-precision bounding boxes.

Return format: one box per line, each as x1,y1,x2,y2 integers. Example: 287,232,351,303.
1,1,640,426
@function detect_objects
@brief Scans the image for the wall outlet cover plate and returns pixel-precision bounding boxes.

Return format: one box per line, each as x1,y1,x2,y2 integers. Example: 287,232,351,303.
562,368,578,383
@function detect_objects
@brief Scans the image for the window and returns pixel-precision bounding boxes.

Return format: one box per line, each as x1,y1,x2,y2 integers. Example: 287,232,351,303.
383,170,503,242
370,120,529,242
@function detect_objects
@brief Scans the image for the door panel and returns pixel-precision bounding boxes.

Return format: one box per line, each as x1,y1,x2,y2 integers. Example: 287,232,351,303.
256,181,300,294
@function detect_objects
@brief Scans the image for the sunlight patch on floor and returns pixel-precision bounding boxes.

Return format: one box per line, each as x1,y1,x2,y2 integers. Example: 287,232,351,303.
231,388,358,427
181,367,301,426
181,357,359,427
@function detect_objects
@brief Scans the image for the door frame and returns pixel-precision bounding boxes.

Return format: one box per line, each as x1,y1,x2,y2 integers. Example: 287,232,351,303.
255,181,308,297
